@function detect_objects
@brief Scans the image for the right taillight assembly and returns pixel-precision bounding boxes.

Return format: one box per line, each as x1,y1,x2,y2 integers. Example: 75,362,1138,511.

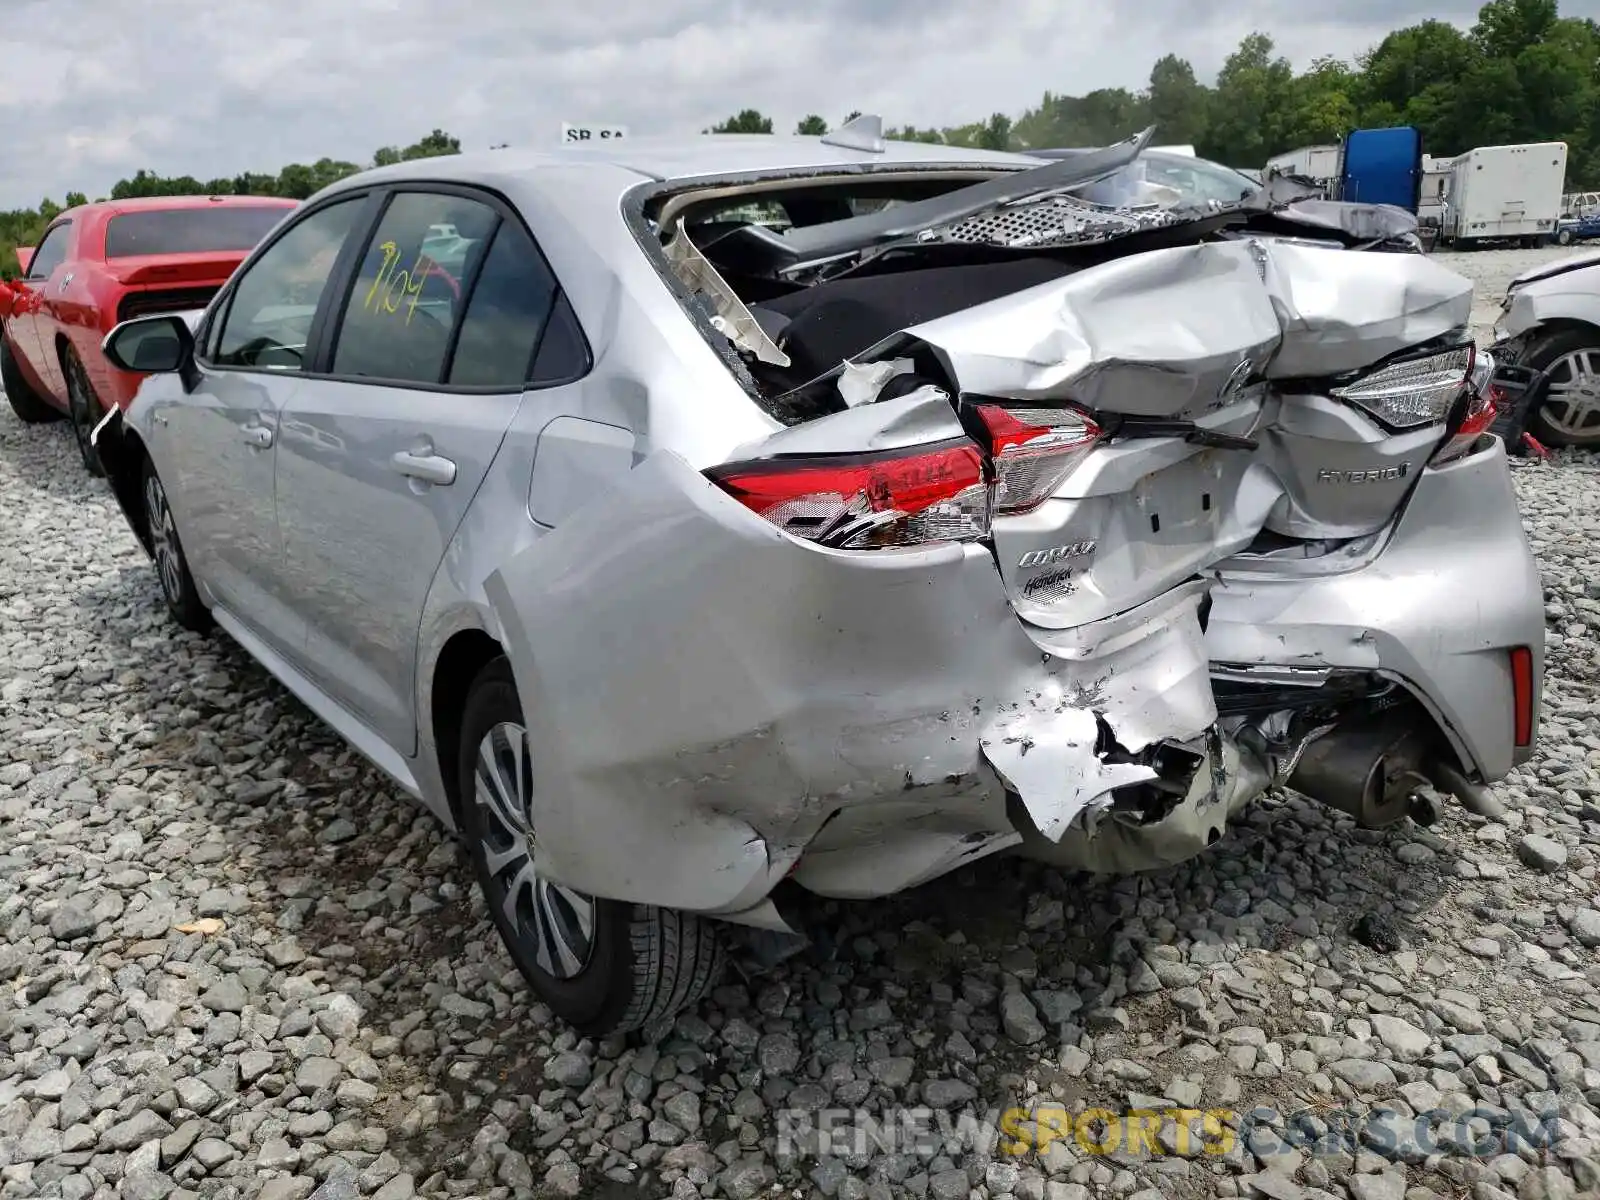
972,403,1102,513
1330,343,1474,430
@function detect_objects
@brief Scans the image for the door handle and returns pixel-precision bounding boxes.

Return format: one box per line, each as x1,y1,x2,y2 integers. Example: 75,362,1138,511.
241,423,273,449
390,450,457,486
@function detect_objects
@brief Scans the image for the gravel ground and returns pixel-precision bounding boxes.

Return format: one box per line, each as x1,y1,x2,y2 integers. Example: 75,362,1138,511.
4,249,1600,1200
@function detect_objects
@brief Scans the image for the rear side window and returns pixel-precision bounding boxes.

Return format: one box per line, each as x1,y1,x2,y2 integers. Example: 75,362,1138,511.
446,220,557,388
105,206,291,258
331,193,498,384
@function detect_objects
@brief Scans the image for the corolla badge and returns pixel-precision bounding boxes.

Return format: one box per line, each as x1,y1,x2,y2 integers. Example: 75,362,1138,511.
1018,540,1096,569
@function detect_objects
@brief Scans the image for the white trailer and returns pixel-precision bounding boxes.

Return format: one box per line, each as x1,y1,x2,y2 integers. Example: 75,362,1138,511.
1265,144,1341,190
1417,154,1456,226
1440,142,1567,248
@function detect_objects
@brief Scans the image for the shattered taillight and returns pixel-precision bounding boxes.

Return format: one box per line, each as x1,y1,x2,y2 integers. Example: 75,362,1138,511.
1431,348,1498,465
706,440,990,550
973,403,1102,513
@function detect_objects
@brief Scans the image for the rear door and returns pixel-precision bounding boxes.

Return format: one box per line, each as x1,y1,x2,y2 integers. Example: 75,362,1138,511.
272,186,563,753
6,220,73,395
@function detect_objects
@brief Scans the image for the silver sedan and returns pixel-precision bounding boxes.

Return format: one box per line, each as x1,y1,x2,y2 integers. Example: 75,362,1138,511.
93,122,1544,1036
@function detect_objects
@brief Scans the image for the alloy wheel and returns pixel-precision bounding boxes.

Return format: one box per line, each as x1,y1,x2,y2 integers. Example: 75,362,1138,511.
144,474,185,605
1540,347,1600,440
472,721,596,979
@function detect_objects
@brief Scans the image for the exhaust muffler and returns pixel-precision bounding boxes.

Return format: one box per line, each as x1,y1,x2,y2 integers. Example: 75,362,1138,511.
1286,716,1435,828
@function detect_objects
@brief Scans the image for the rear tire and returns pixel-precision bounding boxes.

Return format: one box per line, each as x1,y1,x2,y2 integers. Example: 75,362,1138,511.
1525,327,1600,448
1,332,61,424
456,657,725,1037
64,347,106,476
141,457,211,633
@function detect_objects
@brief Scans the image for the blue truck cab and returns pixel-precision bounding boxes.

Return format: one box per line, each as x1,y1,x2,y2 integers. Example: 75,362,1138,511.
1338,126,1424,212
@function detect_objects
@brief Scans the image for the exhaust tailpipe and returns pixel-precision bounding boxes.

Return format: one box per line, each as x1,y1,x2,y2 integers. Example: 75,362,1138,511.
1286,717,1435,829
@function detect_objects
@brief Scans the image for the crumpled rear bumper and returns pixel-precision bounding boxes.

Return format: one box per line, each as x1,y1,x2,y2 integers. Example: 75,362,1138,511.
1205,435,1544,782
484,450,1216,920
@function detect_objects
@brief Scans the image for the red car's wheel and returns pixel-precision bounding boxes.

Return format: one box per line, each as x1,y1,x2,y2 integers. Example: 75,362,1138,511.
63,348,106,476
1,330,62,424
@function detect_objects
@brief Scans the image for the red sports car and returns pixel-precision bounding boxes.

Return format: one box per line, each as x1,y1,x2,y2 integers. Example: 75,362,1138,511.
0,195,298,472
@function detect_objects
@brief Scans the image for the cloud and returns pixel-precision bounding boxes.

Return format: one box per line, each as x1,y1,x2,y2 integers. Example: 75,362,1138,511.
1,0,1595,207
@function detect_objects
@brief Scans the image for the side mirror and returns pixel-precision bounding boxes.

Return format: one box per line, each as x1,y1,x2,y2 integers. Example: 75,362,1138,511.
102,314,194,374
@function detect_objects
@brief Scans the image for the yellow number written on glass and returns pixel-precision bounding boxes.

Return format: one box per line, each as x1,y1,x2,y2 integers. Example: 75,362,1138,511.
363,240,435,325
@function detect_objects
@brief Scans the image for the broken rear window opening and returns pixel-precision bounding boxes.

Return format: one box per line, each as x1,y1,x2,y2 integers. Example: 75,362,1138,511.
639,134,1421,427
104,207,290,258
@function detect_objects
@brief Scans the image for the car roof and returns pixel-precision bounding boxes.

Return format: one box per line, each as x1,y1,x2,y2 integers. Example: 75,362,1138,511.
317,134,1049,197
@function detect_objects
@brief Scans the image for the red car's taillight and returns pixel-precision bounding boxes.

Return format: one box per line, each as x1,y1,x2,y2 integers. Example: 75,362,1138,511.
973,403,1102,513
1510,645,1534,748
707,439,990,550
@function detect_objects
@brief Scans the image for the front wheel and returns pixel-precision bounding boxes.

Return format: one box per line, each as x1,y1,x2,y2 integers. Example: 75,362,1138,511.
1,332,61,424
64,348,106,476
141,458,211,632
456,657,725,1037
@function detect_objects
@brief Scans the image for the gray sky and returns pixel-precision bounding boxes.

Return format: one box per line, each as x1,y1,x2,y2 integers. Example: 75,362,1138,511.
2,0,1594,209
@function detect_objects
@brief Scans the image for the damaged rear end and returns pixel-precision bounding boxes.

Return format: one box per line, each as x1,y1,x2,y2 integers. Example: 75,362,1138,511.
485,153,1544,937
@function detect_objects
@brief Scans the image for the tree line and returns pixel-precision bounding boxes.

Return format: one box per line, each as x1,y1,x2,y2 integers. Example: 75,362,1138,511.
3,0,1596,280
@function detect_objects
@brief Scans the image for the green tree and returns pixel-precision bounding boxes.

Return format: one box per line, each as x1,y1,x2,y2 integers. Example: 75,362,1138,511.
795,114,828,135
1281,56,1360,147
886,125,945,144
1201,33,1296,165
976,112,1013,152
1145,55,1211,147
400,129,461,160
708,109,774,134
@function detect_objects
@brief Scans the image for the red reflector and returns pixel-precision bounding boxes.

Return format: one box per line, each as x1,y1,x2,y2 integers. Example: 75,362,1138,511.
707,439,989,550
1509,645,1534,747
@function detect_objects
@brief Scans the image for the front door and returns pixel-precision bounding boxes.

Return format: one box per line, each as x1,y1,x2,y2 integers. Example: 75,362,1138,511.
274,188,561,753
7,220,73,395
160,195,371,656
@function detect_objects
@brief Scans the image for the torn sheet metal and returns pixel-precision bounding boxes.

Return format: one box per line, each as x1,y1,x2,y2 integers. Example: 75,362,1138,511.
1257,240,1472,377
868,237,1471,404
887,240,1283,415
980,579,1217,841
1017,579,1217,752
663,217,790,367
837,357,915,407
980,706,1157,843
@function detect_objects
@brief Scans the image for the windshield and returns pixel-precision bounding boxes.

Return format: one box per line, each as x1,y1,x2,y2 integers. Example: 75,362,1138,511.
105,205,291,258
